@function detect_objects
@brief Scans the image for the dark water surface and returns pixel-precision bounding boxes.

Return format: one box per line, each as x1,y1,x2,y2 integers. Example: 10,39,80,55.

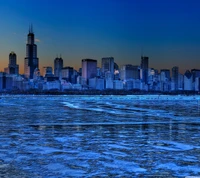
0,95,200,177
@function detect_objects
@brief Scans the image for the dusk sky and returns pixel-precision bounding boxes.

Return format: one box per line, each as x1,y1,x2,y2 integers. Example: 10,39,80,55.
0,0,200,74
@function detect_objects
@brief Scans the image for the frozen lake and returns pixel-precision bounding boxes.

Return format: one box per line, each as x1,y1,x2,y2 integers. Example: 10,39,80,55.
0,95,200,177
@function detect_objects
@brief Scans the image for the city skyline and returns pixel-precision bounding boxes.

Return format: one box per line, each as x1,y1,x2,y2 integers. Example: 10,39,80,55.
1,0,200,74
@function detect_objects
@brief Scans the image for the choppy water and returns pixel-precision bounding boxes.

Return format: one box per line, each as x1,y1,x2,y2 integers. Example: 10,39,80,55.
0,95,200,177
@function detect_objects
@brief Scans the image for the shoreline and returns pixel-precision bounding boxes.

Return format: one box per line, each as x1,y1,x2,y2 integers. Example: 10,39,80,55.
1,94,200,100
0,89,199,96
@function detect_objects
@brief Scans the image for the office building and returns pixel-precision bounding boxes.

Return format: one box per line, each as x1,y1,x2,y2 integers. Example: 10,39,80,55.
89,78,105,90
178,73,184,90
120,65,140,81
61,67,74,82
24,26,39,79
33,68,40,80
113,80,123,90
114,62,119,70
105,78,113,89
54,56,63,78
101,57,114,78
195,77,200,91
43,67,53,77
148,68,159,86
82,59,97,85
191,69,200,82
160,71,166,82
160,69,170,80
140,56,149,84
171,66,179,91
5,52,19,75
97,67,101,77
184,70,193,91
0,73,13,91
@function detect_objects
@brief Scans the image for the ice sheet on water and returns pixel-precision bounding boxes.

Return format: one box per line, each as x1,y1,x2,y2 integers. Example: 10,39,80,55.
152,140,198,151
57,168,86,177
107,143,132,150
61,96,200,122
0,164,9,169
157,163,200,175
54,136,80,143
62,101,118,114
103,150,129,157
1,95,200,177
107,159,146,173
77,152,101,159
46,163,66,171
182,155,198,162
24,145,63,155
61,102,80,109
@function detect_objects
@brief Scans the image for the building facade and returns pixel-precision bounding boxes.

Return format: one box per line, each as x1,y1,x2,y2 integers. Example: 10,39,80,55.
184,70,192,91
140,56,149,84
24,26,39,79
7,52,19,75
191,69,200,82
171,66,179,91
160,69,170,80
43,67,53,77
54,56,63,78
120,65,140,81
61,67,74,82
101,57,114,78
82,59,97,85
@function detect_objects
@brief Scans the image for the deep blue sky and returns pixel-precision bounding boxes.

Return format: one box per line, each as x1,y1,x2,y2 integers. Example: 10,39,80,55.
0,0,200,73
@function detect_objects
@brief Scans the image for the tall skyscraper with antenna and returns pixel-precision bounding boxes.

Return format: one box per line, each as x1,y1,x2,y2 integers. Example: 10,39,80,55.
24,25,39,79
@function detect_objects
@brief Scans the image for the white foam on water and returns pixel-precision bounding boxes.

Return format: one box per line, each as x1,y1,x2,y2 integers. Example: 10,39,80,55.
62,102,80,109
62,101,120,114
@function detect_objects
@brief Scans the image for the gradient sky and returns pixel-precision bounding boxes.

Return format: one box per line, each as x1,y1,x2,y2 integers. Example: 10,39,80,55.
0,0,200,74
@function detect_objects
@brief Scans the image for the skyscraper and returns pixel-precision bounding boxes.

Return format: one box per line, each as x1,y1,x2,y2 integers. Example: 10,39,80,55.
61,67,74,82
5,52,19,75
140,56,149,84
120,65,140,81
160,69,170,80
43,66,53,77
24,26,39,79
172,66,179,91
141,56,149,69
101,57,114,78
54,56,63,78
184,70,192,91
82,59,97,84
191,69,200,82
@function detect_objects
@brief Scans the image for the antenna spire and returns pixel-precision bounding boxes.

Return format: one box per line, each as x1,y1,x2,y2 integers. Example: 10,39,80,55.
29,24,33,33
31,24,33,33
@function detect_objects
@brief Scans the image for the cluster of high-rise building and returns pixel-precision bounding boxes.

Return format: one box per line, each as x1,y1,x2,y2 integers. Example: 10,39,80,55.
1,27,200,92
